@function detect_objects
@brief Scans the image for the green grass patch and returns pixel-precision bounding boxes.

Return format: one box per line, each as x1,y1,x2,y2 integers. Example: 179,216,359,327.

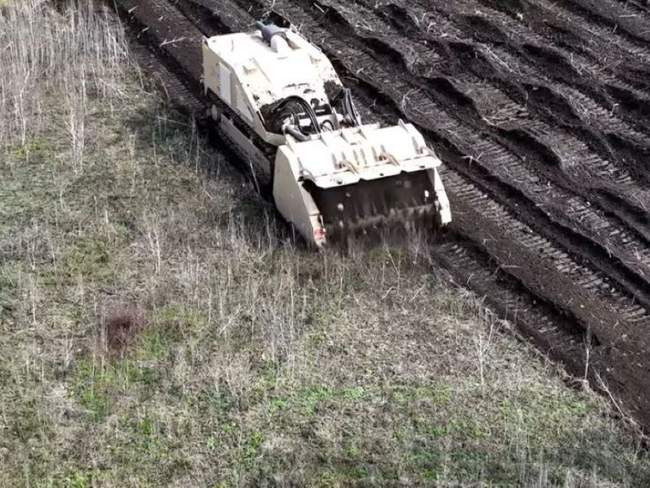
7,397,52,443
72,358,161,422
136,304,206,360
231,379,650,485
6,137,55,163
242,431,264,466
58,237,114,284
59,470,95,488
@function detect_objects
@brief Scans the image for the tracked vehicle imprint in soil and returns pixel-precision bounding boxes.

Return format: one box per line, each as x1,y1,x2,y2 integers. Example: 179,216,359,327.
111,0,650,433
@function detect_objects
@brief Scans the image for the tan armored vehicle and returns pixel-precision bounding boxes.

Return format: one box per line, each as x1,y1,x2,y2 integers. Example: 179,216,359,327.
202,22,451,246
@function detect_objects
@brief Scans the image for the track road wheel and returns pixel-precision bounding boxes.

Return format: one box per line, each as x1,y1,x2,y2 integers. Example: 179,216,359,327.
209,104,220,121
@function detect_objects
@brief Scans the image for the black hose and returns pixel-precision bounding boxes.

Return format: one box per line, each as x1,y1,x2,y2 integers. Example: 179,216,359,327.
272,96,322,135
343,88,362,126
285,125,309,141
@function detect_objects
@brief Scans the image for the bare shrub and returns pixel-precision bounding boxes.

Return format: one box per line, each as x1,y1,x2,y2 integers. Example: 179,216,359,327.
101,304,146,356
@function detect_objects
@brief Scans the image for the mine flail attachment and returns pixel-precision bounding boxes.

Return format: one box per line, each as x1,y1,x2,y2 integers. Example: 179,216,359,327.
272,122,452,247
307,172,442,234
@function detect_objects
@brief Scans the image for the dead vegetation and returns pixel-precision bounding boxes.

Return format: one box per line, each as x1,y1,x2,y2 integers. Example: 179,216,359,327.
0,0,129,162
1,1,650,487
101,304,147,355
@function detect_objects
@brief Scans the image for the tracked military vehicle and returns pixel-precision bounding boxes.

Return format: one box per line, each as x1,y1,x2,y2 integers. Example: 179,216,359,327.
203,22,451,246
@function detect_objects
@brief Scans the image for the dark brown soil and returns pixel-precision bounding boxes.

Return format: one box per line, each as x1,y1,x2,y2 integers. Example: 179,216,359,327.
112,0,650,432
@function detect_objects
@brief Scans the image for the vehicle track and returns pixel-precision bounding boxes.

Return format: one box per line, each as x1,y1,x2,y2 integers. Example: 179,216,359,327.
564,0,650,45
111,0,650,431
474,0,650,131
476,0,650,87
411,0,650,176
129,39,204,115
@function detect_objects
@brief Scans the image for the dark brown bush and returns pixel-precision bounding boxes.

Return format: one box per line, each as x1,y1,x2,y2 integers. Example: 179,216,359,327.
103,305,146,355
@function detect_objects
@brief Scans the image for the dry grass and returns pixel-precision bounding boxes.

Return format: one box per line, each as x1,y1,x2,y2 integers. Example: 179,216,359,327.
1,1,650,487
0,0,129,167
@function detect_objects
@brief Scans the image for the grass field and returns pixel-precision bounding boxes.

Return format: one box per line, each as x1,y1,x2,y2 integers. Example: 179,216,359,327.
1,2,650,486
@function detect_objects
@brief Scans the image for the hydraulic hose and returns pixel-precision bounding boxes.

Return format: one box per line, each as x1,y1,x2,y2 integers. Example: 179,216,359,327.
272,96,322,135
